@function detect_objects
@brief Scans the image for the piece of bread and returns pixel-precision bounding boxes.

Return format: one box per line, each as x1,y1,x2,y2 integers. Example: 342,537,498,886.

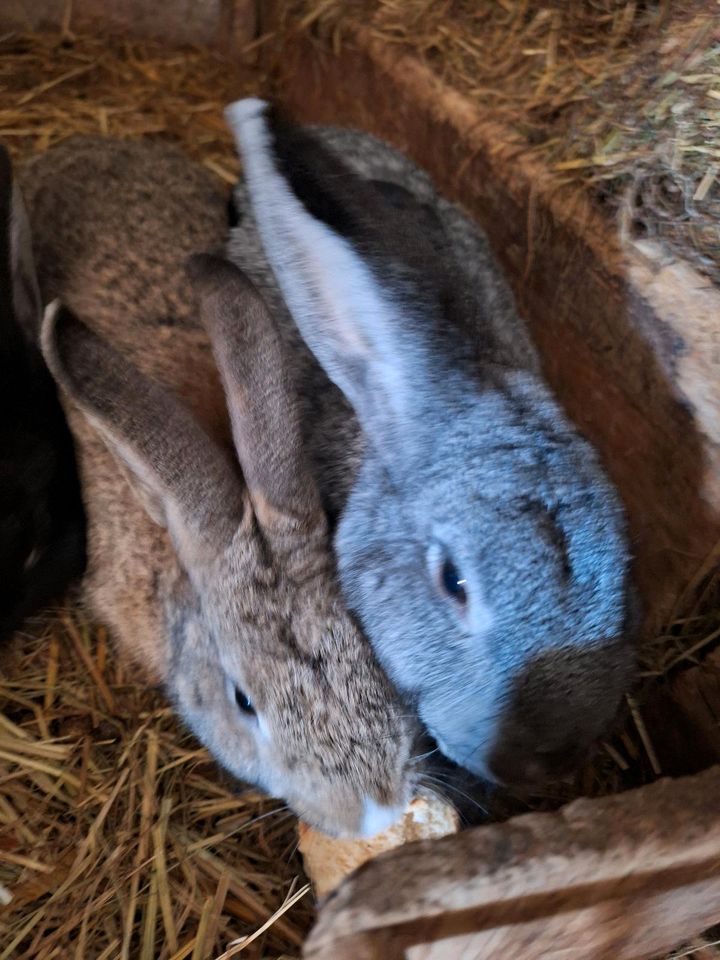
298,794,460,899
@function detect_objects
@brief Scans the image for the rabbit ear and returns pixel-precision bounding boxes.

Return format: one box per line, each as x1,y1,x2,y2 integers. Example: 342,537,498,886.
0,146,43,342
40,301,245,559
187,253,325,542
226,99,439,450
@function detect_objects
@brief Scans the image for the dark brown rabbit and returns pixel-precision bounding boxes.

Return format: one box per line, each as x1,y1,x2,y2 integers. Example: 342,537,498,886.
0,144,85,641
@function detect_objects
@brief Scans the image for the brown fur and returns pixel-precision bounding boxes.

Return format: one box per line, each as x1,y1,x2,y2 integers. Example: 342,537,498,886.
24,138,415,837
23,139,228,679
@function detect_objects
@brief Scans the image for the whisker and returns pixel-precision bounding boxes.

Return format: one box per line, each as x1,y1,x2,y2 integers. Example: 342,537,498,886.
422,774,489,817
286,835,302,864
419,779,461,823
239,804,291,830
409,746,440,766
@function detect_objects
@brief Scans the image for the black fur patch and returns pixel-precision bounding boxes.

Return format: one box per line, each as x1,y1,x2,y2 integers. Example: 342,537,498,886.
227,192,240,228
0,178,87,640
0,145,16,346
262,109,457,325
265,107,366,243
261,106,477,369
369,179,414,209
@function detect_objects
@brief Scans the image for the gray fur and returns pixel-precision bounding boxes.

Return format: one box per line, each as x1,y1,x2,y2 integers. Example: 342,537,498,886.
225,99,636,786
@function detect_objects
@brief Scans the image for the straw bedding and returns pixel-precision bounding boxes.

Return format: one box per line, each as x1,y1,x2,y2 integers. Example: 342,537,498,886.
0,613,312,960
1,21,720,960
285,0,720,286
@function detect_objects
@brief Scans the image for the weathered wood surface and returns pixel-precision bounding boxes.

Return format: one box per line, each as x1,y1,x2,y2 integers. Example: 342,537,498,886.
304,767,720,960
263,18,720,631
0,0,258,51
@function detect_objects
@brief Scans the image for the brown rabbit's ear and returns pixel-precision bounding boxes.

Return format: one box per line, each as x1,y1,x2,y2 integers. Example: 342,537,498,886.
187,253,325,542
40,300,245,559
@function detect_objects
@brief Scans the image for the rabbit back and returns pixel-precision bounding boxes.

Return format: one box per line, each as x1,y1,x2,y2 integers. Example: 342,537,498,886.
22,138,228,432
22,138,230,678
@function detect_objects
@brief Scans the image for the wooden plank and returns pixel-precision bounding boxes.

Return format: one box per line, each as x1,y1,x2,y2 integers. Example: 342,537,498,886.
304,766,720,960
262,19,720,630
0,0,258,51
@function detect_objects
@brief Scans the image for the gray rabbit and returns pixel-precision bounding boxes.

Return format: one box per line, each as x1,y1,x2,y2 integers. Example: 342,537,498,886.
225,99,637,788
22,137,415,837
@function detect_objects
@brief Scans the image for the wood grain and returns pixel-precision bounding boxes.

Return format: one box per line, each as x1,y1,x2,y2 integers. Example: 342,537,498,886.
0,0,258,51
304,767,720,960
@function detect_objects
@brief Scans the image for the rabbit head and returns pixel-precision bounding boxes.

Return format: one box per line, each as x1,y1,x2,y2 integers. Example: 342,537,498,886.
225,99,637,788
41,253,415,838
0,145,84,640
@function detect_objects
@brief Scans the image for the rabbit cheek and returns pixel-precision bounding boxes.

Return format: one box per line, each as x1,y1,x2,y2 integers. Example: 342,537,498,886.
174,666,263,787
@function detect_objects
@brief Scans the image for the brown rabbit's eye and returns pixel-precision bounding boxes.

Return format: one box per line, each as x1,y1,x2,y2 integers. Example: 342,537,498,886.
235,687,256,716
441,559,467,606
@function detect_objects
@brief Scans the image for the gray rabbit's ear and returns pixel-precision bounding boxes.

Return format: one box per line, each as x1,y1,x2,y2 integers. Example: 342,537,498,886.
0,145,43,343
187,253,326,543
40,301,245,559
226,99,436,448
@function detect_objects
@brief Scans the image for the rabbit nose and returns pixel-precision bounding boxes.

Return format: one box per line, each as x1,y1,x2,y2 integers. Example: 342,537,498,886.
487,737,587,789
357,796,405,839
480,644,634,789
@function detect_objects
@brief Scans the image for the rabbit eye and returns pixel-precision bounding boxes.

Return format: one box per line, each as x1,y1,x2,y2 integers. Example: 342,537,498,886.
440,559,467,606
235,687,256,716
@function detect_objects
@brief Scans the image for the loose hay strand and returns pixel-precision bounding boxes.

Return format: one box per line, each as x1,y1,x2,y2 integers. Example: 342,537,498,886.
627,695,662,778
218,884,312,960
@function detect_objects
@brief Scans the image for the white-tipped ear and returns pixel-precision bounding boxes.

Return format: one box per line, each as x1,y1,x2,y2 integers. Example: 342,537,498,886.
224,97,267,130
225,99,423,438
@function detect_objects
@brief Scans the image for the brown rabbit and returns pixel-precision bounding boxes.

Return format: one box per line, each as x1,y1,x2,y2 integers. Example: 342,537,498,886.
22,137,415,838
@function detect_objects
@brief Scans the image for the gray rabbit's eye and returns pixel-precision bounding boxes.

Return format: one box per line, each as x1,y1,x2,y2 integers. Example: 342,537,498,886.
440,559,467,606
235,686,256,717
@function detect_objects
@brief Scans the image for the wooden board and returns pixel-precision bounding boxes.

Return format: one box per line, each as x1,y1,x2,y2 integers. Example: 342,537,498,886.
261,16,720,631
0,0,258,53
304,766,720,960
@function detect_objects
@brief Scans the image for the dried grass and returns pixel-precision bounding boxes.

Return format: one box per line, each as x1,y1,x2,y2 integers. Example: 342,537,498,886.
0,30,249,183
283,0,720,284
0,611,313,959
